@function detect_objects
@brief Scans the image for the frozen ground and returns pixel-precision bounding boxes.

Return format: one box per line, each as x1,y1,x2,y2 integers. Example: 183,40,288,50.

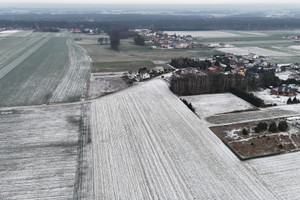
253,89,299,105
164,31,240,38
275,70,295,80
246,151,300,200
206,103,300,126
0,30,19,37
91,79,277,199
0,103,91,199
88,72,128,99
181,93,254,118
217,46,292,56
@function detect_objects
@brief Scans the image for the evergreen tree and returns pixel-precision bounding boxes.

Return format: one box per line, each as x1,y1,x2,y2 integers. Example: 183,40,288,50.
109,29,120,51
268,121,278,133
287,97,292,104
278,121,288,132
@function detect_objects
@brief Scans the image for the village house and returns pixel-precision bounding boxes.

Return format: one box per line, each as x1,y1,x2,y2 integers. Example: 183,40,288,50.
271,86,297,96
153,66,164,73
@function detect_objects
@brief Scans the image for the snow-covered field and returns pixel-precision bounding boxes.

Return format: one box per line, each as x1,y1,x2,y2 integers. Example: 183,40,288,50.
164,31,240,38
91,79,279,199
181,93,254,118
253,89,299,105
0,104,84,199
88,72,128,99
0,30,19,37
217,46,292,56
206,102,300,127
246,151,300,200
275,70,295,80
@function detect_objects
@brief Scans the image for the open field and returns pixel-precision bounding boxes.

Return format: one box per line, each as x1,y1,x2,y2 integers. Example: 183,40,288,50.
205,103,300,126
92,60,155,72
217,46,292,56
78,38,222,62
88,72,128,99
0,103,92,199
91,79,278,199
181,93,255,118
0,31,90,107
50,39,91,103
246,151,300,200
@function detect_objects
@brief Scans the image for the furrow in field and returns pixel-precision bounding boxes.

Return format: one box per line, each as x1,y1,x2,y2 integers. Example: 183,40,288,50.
0,37,50,80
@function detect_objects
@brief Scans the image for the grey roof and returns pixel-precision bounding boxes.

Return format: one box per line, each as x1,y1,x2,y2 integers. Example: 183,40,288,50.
272,86,296,93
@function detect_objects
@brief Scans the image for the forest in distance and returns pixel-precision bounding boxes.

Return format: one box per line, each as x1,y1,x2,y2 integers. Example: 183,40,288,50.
3,15,300,31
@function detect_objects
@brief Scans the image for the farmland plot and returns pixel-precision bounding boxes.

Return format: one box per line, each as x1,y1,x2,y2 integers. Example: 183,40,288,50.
206,107,299,126
246,151,300,200
164,31,241,38
91,79,276,199
181,93,255,118
88,72,128,99
50,39,91,103
0,36,45,70
0,37,69,107
0,103,90,199
217,46,292,56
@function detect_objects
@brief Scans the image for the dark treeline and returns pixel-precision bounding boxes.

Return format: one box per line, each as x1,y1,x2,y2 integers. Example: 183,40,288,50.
133,35,145,46
180,98,195,113
170,74,256,96
3,16,300,30
171,57,212,70
230,88,265,107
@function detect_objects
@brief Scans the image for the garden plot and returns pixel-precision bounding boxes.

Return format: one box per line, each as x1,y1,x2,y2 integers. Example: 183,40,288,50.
50,39,91,103
88,72,128,99
217,46,292,56
91,79,276,199
181,93,255,118
253,89,299,105
210,119,300,159
0,103,87,199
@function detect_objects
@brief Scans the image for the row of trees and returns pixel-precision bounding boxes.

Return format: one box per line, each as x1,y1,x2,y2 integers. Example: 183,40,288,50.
133,35,145,46
287,97,300,104
180,98,195,112
170,73,257,96
230,88,265,107
170,57,213,70
254,121,288,133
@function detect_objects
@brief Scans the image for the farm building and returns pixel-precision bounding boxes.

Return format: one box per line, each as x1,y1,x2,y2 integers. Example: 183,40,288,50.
208,66,219,72
153,66,164,73
271,86,297,96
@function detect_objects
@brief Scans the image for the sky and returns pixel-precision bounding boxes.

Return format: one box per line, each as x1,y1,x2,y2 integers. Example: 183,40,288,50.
1,0,300,4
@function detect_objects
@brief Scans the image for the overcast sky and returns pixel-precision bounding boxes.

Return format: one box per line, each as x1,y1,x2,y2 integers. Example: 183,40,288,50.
1,0,300,4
